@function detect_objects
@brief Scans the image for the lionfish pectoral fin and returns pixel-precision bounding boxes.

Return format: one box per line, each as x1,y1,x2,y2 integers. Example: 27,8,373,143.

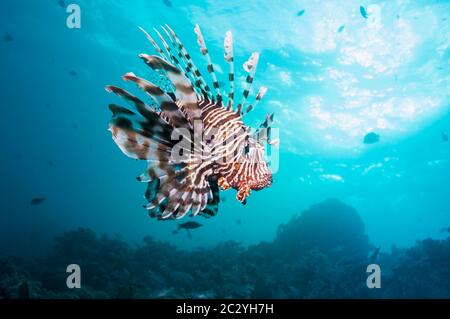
199,180,220,218
145,165,214,220
218,177,231,190
236,183,251,203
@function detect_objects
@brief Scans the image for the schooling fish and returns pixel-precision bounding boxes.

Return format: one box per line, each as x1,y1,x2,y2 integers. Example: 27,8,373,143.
106,25,276,220
31,197,46,205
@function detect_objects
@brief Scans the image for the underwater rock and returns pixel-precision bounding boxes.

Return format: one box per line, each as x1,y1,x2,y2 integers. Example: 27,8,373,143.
363,132,380,144
18,281,30,299
274,199,371,256
2,204,450,298
369,247,381,263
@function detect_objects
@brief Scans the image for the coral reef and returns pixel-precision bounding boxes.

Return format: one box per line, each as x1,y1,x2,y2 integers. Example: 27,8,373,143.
1,199,449,299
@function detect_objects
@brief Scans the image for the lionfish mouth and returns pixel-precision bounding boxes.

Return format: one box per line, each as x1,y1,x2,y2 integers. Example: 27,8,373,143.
105,24,276,220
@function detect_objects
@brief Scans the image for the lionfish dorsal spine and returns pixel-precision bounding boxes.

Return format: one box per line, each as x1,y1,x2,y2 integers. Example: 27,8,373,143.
224,30,235,111
138,26,168,61
243,86,268,115
194,24,222,104
236,52,260,115
164,24,214,100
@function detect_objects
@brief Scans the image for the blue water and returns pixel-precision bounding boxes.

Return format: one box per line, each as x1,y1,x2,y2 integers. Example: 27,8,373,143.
0,0,449,264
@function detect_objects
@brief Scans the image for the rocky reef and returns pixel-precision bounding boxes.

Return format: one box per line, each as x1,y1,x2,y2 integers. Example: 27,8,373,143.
1,199,449,299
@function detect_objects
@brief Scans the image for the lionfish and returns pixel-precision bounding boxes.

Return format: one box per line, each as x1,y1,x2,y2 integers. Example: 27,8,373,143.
105,24,278,220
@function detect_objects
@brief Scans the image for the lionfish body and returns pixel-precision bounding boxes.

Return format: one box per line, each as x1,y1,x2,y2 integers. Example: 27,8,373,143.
106,25,276,220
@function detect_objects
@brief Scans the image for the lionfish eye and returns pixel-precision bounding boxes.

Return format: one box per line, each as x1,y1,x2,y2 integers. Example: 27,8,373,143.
243,136,250,155
243,143,250,155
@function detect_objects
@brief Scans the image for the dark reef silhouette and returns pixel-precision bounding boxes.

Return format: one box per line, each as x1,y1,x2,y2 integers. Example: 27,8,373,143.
1,199,449,299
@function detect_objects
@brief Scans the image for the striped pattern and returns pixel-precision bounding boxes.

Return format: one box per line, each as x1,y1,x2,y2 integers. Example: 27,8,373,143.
224,31,235,110
236,52,260,115
194,24,222,104
105,24,275,220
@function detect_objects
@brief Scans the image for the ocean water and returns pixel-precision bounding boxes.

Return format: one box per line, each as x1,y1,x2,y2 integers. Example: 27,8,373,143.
0,0,449,299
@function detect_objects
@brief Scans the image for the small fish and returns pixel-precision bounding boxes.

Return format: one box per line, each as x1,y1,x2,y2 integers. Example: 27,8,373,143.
69,70,77,77
162,0,172,7
173,221,203,238
4,34,13,42
71,123,78,130
441,132,448,142
57,0,65,8
47,160,54,166
337,25,345,33
236,219,241,225
360,6,368,19
363,132,380,145
296,9,305,17
31,197,46,205
178,221,203,229
45,102,52,108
